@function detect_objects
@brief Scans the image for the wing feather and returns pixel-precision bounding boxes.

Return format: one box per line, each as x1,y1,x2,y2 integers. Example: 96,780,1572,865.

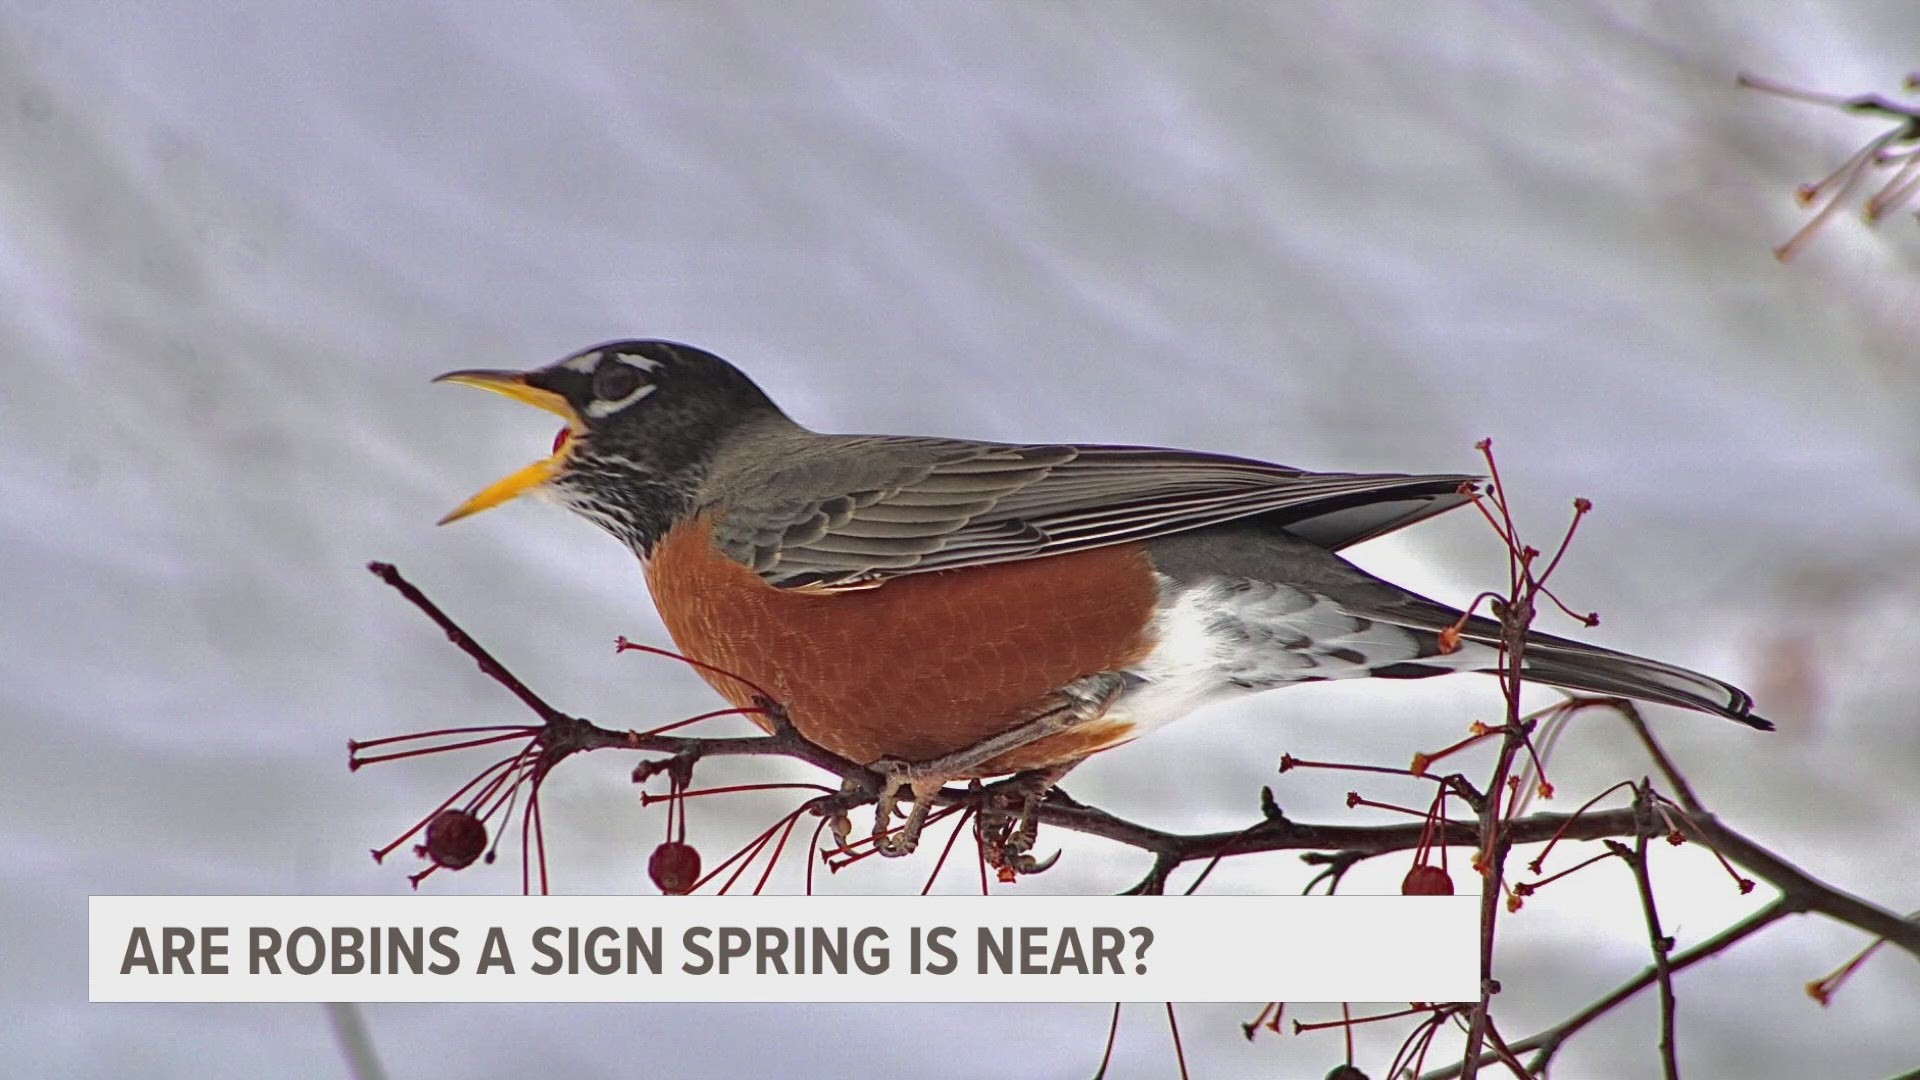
704,436,1475,588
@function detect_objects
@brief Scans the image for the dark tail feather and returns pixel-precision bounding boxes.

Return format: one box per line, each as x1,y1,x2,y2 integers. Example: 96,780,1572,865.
1516,634,1772,731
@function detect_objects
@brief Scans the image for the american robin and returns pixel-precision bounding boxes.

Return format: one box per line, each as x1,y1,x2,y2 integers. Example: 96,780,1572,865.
435,340,1768,856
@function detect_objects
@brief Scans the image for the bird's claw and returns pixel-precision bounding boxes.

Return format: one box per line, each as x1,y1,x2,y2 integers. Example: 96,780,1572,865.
868,758,946,858
1002,846,1061,876
976,768,1066,878
828,777,863,849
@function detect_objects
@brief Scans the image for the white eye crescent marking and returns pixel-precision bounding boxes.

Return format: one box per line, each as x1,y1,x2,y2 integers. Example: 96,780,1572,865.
583,353,663,418
585,383,657,417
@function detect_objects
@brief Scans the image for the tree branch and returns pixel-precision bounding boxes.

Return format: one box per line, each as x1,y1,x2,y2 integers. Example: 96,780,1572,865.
1423,898,1798,1080
363,558,1918,1078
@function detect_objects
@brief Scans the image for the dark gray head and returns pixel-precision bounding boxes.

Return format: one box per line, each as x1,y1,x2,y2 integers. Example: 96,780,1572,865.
434,339,787,552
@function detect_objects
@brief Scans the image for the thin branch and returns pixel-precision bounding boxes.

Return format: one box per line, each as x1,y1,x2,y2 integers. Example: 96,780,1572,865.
1682,815,1920,956
1423,897,1798,1080
367,562,567,723
1165,1002,1191,1080
1462,450,1543,1080
1091,1002,1122,1080
1613,698,1703,812
1623,782,1679,1080
1739,72,1920,259
322,1002,388,1080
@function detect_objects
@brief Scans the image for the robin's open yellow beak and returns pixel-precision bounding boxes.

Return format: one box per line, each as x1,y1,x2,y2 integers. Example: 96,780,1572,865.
433,369,580,525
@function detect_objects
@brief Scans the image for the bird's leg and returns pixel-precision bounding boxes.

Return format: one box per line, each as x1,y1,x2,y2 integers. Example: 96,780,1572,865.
867,672,1132,858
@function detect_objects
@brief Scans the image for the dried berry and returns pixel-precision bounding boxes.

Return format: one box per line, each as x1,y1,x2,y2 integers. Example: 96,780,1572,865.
1402,864,1454,896
418,809,487,870
649,840,702,894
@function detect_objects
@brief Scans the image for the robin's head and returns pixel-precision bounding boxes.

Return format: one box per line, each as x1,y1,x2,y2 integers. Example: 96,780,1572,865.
433,340,783,543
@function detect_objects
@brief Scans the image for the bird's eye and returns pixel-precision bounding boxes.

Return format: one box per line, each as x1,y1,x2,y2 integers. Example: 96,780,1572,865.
593,360,645,402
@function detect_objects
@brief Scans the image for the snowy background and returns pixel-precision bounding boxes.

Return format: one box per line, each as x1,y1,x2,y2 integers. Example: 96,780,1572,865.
4,1,1918,1077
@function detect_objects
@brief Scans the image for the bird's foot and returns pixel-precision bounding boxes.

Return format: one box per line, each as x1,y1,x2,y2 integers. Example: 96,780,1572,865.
858,675,1125,862
867,759,950,857
976,762,1078,877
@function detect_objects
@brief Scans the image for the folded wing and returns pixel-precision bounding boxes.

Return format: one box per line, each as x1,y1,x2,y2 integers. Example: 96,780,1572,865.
708,436,1477,589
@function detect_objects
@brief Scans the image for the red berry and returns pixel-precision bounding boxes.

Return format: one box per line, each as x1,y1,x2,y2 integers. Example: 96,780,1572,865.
649,841,701,894
1402,864,1454,895
418,809,487,870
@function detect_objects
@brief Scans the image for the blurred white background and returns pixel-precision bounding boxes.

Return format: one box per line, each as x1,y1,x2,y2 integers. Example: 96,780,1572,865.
3,1,1917,1076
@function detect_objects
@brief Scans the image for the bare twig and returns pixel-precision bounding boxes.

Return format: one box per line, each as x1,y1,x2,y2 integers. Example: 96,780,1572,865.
322,1002,388,1080
1613,698,1704,811
1622,782,1680,1080
1166,1003,1191,1080
1424,898,1798,1080
1738,72,1920,259
1091,1002,1122,1080
1460,439,1549,1080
